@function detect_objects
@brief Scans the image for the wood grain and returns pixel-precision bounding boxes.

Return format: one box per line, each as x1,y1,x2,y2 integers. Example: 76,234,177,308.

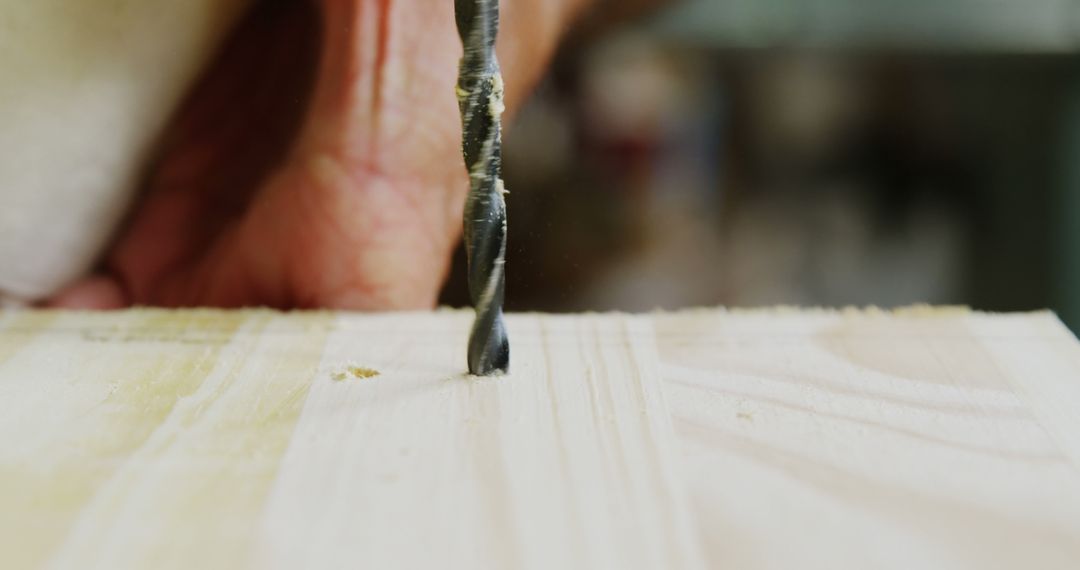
257,312,703,569
655,308,1080,570
0,311,329,568
1,308,1080,569
0,310,703,569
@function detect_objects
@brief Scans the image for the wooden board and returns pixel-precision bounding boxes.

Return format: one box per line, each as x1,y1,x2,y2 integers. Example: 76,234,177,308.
1,308,1079,569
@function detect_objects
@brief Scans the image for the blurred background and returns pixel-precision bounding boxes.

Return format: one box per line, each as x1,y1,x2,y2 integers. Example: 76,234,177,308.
439,0,1080,332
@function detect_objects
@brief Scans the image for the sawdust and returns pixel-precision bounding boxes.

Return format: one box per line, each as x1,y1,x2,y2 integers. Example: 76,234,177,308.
332,365,380,381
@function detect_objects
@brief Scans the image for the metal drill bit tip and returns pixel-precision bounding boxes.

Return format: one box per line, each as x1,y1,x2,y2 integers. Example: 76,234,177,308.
455,0,509,375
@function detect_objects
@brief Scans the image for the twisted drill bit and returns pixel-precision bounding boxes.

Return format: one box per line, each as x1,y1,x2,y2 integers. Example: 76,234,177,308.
455,0,509,375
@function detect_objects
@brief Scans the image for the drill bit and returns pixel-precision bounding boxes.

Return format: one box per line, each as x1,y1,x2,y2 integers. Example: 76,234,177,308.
455,0,509,375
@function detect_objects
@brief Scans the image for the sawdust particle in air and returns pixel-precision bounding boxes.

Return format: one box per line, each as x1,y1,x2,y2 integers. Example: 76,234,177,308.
332,365,381,381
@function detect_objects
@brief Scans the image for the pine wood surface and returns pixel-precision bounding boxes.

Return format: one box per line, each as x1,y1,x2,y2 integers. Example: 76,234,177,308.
1,308,1079,569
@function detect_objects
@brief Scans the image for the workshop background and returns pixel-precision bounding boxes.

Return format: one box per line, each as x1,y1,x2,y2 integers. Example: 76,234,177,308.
439,0,1080,332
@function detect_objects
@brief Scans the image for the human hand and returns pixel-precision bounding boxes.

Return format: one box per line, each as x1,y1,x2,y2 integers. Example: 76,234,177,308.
48,0,584,310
